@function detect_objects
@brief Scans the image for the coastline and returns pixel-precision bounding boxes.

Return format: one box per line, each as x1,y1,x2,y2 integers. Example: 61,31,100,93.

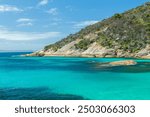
24,52,150,59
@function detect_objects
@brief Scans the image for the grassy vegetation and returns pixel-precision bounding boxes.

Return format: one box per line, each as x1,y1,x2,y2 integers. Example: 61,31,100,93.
44,2,150,53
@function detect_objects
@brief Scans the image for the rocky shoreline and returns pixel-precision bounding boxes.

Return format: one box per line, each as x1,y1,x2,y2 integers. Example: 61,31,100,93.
25,53,150,59
25,44,150,59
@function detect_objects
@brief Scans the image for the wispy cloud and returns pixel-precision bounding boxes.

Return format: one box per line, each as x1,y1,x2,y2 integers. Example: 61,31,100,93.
47,8,58,15
65,5,74,12
17,18,33,22
73,20,99,29
0,5,23,12
52,18,62,22
0,27,61,41
0,25,6,28
17,18,34,27
38,0,49,6
17,23,33,27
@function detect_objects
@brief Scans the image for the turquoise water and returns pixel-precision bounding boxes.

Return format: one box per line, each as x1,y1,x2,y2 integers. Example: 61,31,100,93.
0,52,150,100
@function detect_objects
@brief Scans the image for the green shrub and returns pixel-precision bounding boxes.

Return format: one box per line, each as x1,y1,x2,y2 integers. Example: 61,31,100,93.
114,13,122,19
75,40,94,50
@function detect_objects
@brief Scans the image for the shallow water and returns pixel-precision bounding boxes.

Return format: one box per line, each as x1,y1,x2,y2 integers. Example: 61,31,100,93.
0,52,150,100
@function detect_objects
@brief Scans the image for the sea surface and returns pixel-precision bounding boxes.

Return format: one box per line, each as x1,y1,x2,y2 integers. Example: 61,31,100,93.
0,52,150,100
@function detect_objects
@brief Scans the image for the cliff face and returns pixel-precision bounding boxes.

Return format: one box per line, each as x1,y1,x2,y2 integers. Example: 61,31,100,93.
28,2,150,58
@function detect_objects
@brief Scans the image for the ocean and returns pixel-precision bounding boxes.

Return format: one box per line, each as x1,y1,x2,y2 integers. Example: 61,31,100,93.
0,52,150,100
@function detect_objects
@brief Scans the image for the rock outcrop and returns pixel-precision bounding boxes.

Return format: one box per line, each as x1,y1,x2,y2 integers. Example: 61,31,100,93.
26,2,150,59
109,60,137,66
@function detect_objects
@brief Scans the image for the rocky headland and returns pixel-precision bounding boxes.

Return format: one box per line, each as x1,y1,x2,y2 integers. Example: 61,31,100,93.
26,2,150,59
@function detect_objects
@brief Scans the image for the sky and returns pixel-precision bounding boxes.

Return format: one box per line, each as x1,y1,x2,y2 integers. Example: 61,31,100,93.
0,0,149,51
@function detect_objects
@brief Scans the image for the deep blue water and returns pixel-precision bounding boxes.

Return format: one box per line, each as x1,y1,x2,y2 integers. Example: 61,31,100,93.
0,52,150,100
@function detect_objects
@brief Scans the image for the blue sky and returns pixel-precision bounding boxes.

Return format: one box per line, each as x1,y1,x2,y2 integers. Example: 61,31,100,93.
0,0,149,51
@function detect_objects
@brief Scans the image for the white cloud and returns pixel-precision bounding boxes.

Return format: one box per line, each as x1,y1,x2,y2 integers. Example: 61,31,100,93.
0,5,23,12
73,20,98,29
17,18,33,22
50,22,58,26
0,28,61,41
17,23,33,27
38,0,49,6
17,18,34,27
47,8,58,15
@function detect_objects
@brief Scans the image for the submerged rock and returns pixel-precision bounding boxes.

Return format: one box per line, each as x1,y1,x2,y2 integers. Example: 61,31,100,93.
109,60,137,66
96,60,137,68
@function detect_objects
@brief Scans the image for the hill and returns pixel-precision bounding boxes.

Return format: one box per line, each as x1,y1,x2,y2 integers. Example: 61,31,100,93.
28,2,150,58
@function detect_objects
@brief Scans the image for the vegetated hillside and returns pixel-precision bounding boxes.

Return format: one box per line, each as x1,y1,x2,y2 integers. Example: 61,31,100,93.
30,2,150,58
